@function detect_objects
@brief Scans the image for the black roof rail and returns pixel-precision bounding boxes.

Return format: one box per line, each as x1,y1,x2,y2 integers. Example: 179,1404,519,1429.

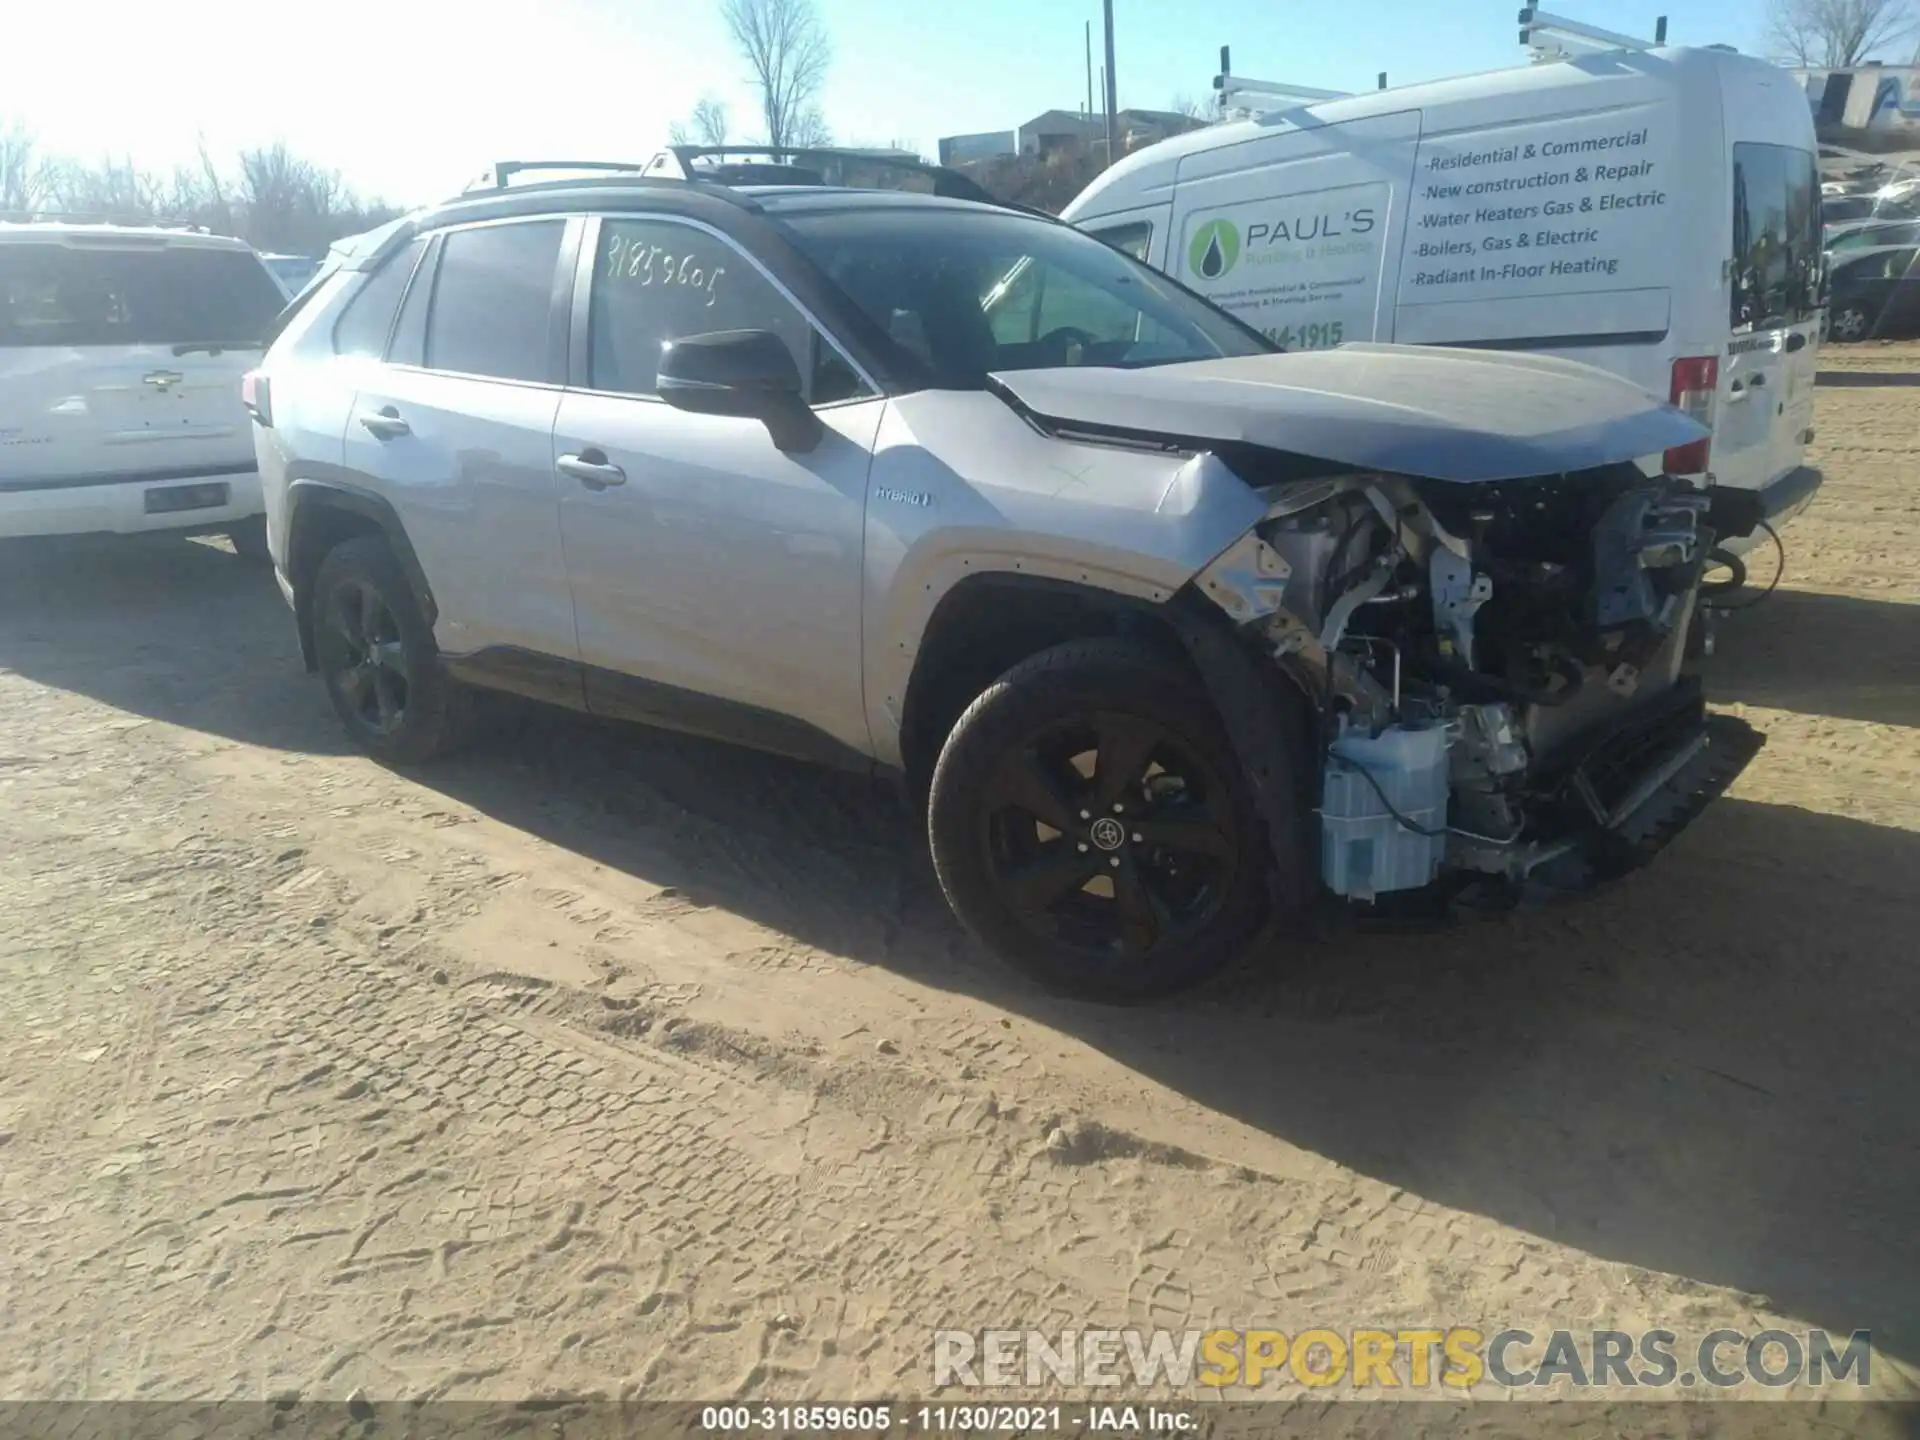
479,160,652,191
465,148,1048,217
647,145,1008,206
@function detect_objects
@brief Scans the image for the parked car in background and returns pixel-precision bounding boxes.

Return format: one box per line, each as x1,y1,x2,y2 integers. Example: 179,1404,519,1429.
1824,194,1880,227
1874,176,1920,215
1,222,283,553
1825,244,1920,342
261,253,322,299
1826,219,1920,257
1825,185,1920,231
244,166,1764,999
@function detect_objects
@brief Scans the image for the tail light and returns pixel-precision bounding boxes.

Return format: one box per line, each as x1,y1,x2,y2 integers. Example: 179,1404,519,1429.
1664,355,1718,476
241,370,272,429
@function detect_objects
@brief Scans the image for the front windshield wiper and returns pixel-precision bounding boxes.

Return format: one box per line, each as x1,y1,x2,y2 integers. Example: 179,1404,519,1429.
171,341,265,357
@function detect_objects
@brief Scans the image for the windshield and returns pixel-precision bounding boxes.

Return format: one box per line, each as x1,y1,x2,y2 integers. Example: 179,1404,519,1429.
779,208,1272,389
0,242,287,349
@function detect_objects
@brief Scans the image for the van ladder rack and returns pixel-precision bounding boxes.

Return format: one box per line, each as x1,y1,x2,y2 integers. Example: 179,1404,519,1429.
1518,7,1669,61
1210,11,1678,120
1210,75,1353,114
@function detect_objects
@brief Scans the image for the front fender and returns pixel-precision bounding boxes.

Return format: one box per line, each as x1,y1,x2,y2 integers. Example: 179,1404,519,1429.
860,393,1267,767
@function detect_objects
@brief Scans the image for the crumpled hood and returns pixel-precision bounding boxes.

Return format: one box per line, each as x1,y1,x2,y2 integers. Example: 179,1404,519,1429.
987,344,1708,484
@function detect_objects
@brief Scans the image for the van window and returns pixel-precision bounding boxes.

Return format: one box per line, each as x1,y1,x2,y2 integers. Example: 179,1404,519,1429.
424,221,565,382
1732,143,1821,330
1087,222,1152,261
0,242,287,348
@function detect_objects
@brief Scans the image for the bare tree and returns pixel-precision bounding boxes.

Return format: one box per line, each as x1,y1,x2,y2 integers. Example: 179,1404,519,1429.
788,105,832,148
0,131,396,253
1767,0,1916,66
190,137,237,238
38,156,163,219
1169,93,1213,120
720,0,832,151
669,94,732,147
237,142,355,253
1,122,47,212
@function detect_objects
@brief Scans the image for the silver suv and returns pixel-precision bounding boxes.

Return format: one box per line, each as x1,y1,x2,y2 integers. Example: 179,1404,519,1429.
249,162,1765,1000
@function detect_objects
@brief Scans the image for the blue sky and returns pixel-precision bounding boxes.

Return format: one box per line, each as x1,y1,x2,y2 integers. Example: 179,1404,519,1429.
8,0,1770,205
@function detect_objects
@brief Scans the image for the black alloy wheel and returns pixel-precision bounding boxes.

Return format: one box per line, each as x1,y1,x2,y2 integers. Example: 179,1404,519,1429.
311,535,470,765
928,638,1272,1001
982,710,1240,961
324,576,412,738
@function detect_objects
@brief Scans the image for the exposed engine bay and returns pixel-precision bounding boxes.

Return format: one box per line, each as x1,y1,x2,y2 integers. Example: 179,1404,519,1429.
1191,456,1766,907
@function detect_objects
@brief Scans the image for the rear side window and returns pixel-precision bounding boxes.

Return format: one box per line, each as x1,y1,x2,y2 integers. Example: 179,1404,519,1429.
1732,143,1821,330
424,221,564,382
332,238,427,357
0,241,287,348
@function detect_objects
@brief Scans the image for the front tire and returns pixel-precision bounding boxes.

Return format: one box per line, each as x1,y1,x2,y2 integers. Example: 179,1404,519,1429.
927,638,1270,1001
312,535,470,765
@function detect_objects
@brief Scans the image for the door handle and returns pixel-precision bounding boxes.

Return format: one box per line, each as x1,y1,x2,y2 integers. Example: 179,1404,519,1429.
358,406,410,439
557,449,627,489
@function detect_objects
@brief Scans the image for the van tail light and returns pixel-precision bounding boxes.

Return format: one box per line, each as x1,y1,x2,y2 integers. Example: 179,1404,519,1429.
241,370,273,429
1664,355,1718,475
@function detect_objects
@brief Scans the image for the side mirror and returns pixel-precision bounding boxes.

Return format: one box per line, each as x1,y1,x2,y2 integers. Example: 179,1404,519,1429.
656,329,824,453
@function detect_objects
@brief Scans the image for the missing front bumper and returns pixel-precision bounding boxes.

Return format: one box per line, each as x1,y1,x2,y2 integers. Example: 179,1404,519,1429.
1518,708,1764,899
1363,698,1763,926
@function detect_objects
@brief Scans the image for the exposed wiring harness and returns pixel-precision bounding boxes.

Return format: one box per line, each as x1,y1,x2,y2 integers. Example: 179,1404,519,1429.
1704,521,1785,613
1314,509,1780,858
1700,548,1748,597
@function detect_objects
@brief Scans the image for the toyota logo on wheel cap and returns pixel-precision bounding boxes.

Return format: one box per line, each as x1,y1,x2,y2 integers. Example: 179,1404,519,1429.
1089,817,1127,852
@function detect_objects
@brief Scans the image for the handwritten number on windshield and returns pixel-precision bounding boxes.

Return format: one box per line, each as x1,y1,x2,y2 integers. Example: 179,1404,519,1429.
606,233,725,306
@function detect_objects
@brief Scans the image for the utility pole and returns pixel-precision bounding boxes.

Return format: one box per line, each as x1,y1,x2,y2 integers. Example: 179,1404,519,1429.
1102,0,1119,166
1085,21,1095,121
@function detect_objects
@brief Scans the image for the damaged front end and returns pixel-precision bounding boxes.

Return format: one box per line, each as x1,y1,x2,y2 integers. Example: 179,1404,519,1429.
1187,454,1764,912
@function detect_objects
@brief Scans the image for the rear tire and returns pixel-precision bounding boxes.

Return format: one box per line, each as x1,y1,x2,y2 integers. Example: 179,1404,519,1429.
227,516,271,564
927,638,1271,1002
312,535,470,765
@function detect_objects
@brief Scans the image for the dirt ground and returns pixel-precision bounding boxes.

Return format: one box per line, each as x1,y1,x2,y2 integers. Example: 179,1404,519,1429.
1,345,1917,1415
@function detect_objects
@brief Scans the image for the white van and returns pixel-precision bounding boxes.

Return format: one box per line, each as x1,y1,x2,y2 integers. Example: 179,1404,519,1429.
1,222,284,553
1063,43,1826,543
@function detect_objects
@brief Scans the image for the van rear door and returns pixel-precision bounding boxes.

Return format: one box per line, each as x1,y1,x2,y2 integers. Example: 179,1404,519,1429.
1716,142,1823,503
